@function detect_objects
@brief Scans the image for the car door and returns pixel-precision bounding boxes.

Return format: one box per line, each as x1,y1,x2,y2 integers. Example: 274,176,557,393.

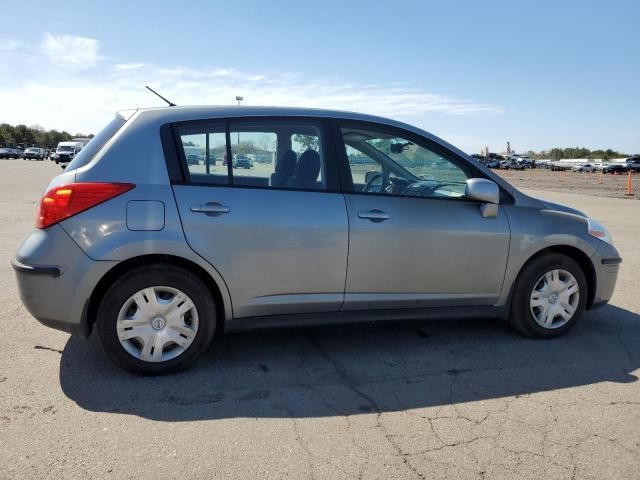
336,122,510,311
171,118,349,319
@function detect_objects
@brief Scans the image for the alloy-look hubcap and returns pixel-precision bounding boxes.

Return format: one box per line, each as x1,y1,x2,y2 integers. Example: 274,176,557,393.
529,269,580,329
116,286,199,362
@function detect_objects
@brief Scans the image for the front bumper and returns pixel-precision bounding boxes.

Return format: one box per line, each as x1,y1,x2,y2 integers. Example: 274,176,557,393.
13,225,117,337
589,241,621,309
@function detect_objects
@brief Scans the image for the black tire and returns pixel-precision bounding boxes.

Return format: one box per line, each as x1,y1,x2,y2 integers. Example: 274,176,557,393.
96,264,217,375
510,253,587,338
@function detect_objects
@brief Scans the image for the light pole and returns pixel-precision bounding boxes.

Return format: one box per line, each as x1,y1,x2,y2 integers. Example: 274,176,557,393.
235,96,243,146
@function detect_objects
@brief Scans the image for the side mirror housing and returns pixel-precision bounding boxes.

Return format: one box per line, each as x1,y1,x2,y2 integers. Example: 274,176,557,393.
465,178,499,218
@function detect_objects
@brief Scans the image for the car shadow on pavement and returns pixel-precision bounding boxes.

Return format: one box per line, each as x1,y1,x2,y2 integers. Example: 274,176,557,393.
59,305,639,421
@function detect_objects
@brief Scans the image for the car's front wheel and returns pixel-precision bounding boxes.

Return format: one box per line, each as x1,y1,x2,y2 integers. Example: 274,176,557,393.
510,253,587,338
96,264,217,375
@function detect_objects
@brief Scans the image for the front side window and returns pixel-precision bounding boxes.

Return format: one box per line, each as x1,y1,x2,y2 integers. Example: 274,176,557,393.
341,125,469,199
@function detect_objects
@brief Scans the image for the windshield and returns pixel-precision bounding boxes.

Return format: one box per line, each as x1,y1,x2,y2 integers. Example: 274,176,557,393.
66,116,127,170
58,146,74,152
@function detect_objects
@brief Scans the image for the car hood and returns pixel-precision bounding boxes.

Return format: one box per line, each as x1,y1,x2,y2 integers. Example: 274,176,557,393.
516,190,588,218
538,198,587,218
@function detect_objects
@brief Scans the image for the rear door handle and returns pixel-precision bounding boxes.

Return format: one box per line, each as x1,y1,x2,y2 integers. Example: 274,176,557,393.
358,209,390,222
190,202,230,216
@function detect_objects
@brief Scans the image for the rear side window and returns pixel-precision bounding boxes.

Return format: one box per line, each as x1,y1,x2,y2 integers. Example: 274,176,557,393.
178,124,229,185
229,122,325,190
176,119,328,191
65,116,126,170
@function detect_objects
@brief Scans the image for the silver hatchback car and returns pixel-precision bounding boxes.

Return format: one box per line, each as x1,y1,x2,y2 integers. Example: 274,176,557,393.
13,106,621,375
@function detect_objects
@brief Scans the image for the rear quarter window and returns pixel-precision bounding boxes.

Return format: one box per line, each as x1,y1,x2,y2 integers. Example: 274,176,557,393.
65,116,127,170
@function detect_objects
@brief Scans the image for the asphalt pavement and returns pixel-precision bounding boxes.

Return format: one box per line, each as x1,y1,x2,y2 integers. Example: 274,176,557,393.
1,161,638,479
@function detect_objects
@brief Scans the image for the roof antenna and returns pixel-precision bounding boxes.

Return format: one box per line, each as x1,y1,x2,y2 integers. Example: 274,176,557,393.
145,85,176,106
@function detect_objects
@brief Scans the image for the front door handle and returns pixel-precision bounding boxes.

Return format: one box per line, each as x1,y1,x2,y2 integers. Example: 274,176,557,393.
190,202,230,216
358,209,390,222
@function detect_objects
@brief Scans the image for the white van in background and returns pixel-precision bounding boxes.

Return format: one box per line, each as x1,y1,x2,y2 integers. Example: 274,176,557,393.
52,138,90,167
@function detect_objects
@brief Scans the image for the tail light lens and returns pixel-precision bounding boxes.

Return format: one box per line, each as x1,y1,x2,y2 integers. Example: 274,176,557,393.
37,182,135,229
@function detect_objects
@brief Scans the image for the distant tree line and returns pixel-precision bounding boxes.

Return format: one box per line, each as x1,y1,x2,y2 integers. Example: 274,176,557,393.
525,147,630,161
0,123,94,148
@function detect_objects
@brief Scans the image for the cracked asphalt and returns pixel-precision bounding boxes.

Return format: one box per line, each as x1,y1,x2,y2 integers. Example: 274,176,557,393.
1,161,639,479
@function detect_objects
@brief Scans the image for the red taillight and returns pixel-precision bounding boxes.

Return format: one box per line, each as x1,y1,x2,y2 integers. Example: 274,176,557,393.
37,182,135,229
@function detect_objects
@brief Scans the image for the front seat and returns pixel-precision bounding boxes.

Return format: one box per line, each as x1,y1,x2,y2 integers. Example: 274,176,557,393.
271,150,297,187
286,150,321,190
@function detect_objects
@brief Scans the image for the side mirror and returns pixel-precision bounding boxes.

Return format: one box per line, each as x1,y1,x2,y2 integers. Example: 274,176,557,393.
465,178,499,218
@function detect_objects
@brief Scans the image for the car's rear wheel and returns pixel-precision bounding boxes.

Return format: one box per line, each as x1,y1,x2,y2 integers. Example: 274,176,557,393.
96,264,216,375
510,253,587,338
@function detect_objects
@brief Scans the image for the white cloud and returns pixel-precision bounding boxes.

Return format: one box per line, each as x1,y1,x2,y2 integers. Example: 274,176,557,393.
0,36,503,142
115,63,145,71
41,33,99,68
0,39,22,52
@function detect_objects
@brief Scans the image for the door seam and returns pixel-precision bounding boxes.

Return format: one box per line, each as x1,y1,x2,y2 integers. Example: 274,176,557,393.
338,193,350,311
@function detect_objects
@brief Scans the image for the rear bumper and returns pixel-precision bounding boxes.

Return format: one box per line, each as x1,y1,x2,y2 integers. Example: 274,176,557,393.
13,226,117,337
12,258,61,277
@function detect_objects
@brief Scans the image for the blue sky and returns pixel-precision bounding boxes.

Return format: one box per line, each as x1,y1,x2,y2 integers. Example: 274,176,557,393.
0,0,638,153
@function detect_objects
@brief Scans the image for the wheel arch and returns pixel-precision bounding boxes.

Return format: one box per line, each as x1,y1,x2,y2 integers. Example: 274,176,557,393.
84,254,231,337
506,245,597,313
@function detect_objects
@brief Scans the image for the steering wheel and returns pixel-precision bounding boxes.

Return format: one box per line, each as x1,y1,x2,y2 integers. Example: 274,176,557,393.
407,181,458,198
363,172,385,193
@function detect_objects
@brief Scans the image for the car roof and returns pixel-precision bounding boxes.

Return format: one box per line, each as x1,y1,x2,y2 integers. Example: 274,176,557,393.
131,105,427,133
131,104,471,160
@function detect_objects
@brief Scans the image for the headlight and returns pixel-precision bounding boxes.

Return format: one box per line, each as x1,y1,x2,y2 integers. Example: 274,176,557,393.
588,218,613,245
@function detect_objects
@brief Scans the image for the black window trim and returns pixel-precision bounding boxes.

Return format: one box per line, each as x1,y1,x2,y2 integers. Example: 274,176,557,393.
331,119,514,204
160,123,186,182
165,116,341,194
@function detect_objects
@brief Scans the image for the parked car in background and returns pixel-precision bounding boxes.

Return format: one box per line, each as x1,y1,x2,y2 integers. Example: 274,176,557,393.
626,160,640,172
473,155,501,169
602,164,627,174
0,147,22,159
501,160,525,170
183,146,202,165
13,106,621,375
487,153,505,161
234,154,253,169
572,164,594,172
550,162,572,171
22,147,46,160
